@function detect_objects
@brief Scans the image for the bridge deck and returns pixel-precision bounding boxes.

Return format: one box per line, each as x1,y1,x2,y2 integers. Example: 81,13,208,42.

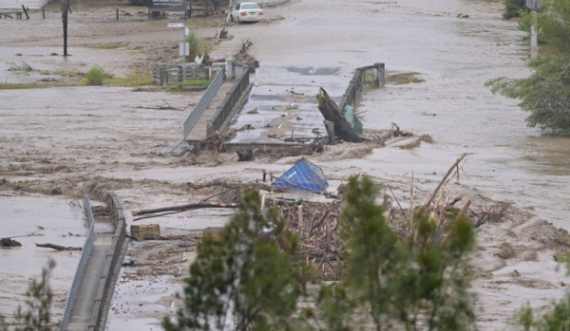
185,82,233,142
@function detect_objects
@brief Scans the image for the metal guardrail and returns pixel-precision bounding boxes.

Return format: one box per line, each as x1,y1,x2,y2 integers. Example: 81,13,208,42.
59,196,96,331
183,69,225,139
87,194,127,331
339,63,385,112
207,66,250,136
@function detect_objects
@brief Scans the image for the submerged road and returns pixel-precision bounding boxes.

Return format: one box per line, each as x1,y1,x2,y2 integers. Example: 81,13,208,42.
228,66,353,145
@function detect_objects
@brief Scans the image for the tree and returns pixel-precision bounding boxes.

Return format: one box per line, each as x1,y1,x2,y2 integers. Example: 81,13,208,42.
5,259,56,331
165,179,477,331
316,176,476,331
488,0,570,135
163,191,306,331
503,0,528,19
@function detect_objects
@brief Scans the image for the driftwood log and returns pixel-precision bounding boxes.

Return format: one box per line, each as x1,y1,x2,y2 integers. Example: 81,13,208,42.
36,243,82,251
317,88,362,143
0,238,22,247
133,202,239,217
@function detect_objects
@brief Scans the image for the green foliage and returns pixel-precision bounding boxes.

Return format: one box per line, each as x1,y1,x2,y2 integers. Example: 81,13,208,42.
516,256,570,331
85,66,106,86
163,190,306,331
488,0,570,135
504,0,528,19
166,78,212,91
9,259,56,331
518,10,534,33
185,33,212,61
88,43,124,50
316,176,476,331
163,179,477,331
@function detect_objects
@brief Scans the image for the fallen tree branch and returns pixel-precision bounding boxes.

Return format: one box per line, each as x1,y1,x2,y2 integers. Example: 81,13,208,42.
186,180,338,199
310,209,331,237
36,243,82,251
133,202,239,216
424,153,467,208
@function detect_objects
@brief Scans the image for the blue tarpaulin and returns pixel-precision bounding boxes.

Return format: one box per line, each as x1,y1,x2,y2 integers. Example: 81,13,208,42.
272,160,329,193
343,105,363,134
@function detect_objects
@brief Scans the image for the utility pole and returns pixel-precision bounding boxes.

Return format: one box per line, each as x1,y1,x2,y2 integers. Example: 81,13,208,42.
183,16,188,82
530,0,538,59
61,0,69,56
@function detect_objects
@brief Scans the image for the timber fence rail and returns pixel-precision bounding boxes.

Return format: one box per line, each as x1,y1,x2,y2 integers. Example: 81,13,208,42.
87,194,127,331
152,64,210,86
183,69,225,139
207,66,250,136
339,63,385,112
59,196,96,331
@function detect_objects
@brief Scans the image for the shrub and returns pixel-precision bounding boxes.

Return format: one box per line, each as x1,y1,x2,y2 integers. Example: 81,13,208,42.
504,0,528,19
85,66,106,86
185,33,212,60
489,0,570,135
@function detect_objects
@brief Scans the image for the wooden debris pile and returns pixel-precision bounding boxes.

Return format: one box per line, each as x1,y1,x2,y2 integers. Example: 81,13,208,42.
129,154,508,280
271,198,343,280
200,128,237,152
234,42,259,73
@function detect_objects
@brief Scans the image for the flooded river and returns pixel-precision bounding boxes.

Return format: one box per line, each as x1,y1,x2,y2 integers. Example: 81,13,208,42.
1,0,569,329
0,197,87,321
224,0,570,327
222,0,570,228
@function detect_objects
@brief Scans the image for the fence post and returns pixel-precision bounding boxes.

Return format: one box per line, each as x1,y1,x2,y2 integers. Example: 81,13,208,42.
207,121,213,136
375,62,385,87
225,58,234,80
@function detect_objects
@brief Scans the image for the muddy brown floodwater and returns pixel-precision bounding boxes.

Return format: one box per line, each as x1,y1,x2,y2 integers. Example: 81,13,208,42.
1,0,570,329
0,197,87,322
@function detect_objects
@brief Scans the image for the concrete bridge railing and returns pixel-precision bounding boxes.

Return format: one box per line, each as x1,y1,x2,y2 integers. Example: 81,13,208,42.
59,196,96,331
207,65,251,136
87,194,127,331
183,69,225,139
339,63,385,112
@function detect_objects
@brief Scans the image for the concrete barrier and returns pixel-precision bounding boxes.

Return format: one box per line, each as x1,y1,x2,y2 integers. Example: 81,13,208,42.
85,194,128,331
339,63,385,112
207,66,251,136
59,196,97,331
